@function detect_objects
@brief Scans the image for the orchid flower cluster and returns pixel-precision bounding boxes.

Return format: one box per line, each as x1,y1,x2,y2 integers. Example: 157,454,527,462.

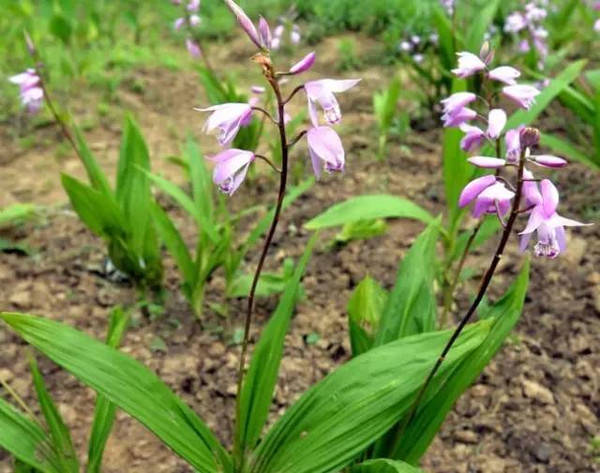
196,0,359,196
504,0,549,70
171,0,203,58
9,68,44,114
443,46,589,259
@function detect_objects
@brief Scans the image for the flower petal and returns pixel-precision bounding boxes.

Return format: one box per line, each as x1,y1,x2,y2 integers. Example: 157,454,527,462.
540,179,559,218
468,156,507,168
459,175,496,207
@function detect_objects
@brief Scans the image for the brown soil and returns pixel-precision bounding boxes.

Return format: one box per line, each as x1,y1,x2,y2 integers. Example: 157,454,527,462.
0,35,599,473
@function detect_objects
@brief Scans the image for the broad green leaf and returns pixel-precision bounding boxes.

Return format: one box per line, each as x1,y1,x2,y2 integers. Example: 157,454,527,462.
0,398,59,473
150,202,195,286
432,6,455,78
335,219,388,245
0,313,231,473
115,116,153,254
305,195,434,230
235,234,317,462
61,174,126,238
347,276,388,357
252,320,491,473
374,220,440,347
352,459,424,473
30,358,79,473
87,307,130,473
186,138,214,222
146,171,219,244
506,60,587,130
465,0,500,51
226,272,287,299
73,127,112,197
539,133,599,170
394,261,530,463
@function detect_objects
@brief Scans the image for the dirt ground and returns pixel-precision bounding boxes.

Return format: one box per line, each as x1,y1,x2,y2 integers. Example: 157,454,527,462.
0,35,599,473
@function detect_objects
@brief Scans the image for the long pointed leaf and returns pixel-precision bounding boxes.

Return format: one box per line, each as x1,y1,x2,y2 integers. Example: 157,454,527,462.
252,321,491,473
235,233,318,461
87,307,130,473
394,261,530,463
30,358,79,473
0,398,59,473
1,313,231,473
305,195,435,230
374,220,440,346
352,459,424,473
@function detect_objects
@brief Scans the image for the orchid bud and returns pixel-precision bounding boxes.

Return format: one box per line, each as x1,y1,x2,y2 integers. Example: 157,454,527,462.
24,31,36,56
223,0,262,49
530,155,568,168
258,16,272,49
289,51,316,74
519,127,540,148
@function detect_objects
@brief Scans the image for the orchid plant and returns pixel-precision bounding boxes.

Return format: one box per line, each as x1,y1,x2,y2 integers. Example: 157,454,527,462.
0,5,592,473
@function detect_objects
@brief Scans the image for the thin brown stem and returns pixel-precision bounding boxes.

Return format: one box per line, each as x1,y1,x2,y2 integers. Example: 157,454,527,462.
283,84,305,105
251,106,277,124
287,129,307,149
234,70,289,470
390,149,527,455
255,154,281,173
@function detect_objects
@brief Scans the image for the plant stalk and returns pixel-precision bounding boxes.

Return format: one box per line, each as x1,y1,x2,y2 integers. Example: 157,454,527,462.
234,69,289,470
392,149,527,453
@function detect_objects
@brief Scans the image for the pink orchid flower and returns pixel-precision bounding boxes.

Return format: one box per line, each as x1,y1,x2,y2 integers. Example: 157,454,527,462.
451,52,486,78
289,52,316,75
520,179,590,258
208,149,254,195
503,84,540,110
307,126,345,178
304,79,360,126
197,103,253,146
459,175,515,218
488,66,521,85
9,69,44,113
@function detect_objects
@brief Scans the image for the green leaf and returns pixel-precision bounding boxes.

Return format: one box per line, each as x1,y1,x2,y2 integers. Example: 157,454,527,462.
186,138,214,222
146,171,219,244
61,174,126,238
374,220,440,346
1,313,231,473
394,261,530,463
335,219,388,245
49,14,72,44
352,459,425,473
115,116,153,255
0,397,59,473
29,358,79,473
465,0,500,51
347,276,388,356
305,195,434,230
506,60,587,130
252,321,491,473
87,307,130,473
150,202,195,286
235,234,317,461
73,127,112,197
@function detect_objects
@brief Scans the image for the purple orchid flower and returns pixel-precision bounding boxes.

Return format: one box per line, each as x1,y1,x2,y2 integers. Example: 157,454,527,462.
459,123,486,151
503,84,540,109
441,92,476,116
289,52,316,75
187,0,200,12
451,52,487,78
197,103,253,146
487,108,507,139
208,149,254,195
520,179,590,258
468,156,508,168
529,154,568,168
304,79,360,126
223,0,262,49
9,69,44,114
307,126,345,178
488,66,521,85
505,126,523,163
186,38,201,57
459,175,515,218
442,107,477,127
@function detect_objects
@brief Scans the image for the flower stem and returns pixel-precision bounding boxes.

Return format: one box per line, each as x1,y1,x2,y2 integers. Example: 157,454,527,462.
391,149,526,454
234,74,289,470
